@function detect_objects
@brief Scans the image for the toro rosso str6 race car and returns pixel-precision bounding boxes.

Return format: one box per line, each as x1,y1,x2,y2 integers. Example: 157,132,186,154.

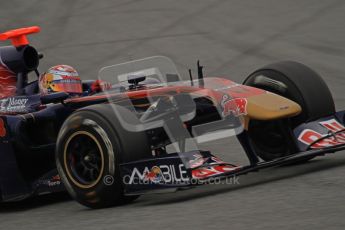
0,26,344,208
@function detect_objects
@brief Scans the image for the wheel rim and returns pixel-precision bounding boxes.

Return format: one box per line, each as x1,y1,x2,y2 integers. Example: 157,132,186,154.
64,131,105,189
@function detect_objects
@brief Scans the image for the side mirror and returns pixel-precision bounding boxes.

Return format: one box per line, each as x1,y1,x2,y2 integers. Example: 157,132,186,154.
40,92,69,104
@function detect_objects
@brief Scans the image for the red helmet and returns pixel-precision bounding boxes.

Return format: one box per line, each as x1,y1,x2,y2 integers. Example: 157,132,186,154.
0,64,16,99
39,65,83,94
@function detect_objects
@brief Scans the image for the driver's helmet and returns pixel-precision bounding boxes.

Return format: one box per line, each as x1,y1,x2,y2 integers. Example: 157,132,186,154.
39,65,83,94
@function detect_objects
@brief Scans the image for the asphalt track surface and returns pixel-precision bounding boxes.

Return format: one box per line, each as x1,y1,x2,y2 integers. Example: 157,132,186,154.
2,0,345,229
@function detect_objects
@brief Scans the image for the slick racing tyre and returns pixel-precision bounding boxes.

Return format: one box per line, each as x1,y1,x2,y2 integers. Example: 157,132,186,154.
244,61,335,161
56,104,151,208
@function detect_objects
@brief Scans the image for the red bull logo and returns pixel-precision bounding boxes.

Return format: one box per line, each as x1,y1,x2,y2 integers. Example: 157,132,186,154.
144,166,164,183
221,95,247,117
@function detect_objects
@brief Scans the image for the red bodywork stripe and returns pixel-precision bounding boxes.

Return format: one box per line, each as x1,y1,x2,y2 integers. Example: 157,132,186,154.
66,78,265,104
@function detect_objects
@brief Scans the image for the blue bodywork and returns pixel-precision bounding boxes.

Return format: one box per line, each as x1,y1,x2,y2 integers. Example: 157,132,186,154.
0,94,74,201
294,111,345,151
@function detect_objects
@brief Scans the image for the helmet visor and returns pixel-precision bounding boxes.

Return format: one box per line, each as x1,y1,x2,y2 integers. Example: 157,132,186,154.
49,78,83,94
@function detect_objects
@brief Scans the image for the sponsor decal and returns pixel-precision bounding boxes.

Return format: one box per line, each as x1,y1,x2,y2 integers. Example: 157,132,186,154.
210,156,227,165
221,95,247,117
192,165,241,179
0,97,29,113
188,153,207,169
0,98,8,111
37,174,62,187
127,164,190,185
47,175,61,187
298,119,345,148
188,154,227,169
0,118,6,137
144,166,164,183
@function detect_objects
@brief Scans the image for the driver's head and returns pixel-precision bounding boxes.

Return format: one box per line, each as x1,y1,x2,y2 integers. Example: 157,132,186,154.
39,65,82,95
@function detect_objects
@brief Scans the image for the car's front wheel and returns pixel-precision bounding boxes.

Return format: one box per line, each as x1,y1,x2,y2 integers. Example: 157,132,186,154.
244,61,335,162
56,104,152,208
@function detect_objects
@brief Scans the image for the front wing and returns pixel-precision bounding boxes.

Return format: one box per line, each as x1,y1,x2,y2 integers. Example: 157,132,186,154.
120,146,345,195
121,110,345,195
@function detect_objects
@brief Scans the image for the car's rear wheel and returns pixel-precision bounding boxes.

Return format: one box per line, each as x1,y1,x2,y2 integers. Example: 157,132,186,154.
244,61,335,161
56,104,152,208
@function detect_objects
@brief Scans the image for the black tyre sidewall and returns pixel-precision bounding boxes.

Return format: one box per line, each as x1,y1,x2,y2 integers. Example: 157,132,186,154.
56,105,151,208
244,61,335,124
243,61,335,161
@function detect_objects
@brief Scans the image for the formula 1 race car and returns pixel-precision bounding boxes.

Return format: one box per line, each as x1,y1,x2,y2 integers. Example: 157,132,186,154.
0,26,344,208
